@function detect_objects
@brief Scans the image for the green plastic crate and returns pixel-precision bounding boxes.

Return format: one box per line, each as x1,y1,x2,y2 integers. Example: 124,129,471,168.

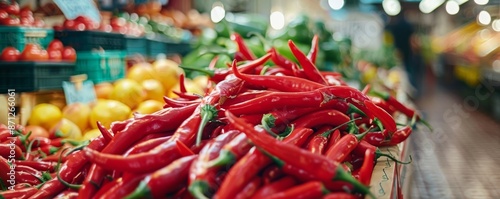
75,51,126,84
125,36,147,56
166,41,192,56
0,61,75,93
0,26,54,51
55,30,125,51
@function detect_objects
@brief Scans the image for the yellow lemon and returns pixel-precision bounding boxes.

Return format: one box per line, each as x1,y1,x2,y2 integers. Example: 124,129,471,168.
141,79,165,102
28,103,63,130
132,100,164,117
167,79,205,98
50,118,82,140
110,79,146,109
126,62,158,83
153,58,184,92
81,128,101,141
90,99,131,129
62,103,91,132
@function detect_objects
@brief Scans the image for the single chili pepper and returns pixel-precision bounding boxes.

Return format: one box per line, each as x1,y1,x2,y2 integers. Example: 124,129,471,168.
0,187,38,198
207,132,252,168
231,33,256,60
15,164,42,177
264,67,296,76
223,90,273,106
371,97,396,115
252,176,297,199
12,182,32,189
266,181,328,199
364,100,397,133
325,132,367,163
281,127,314,147
323,193,358,199
176,140,195,156
97,174,147,199
209,75,245,105
135,132,173,144
29,137,107,199
15,171,42,185
123,136,171,156
189,131,241,199
0,143,24,160
232,60,325,92
124,155,197,199
307,34,319,64
383,126,413,146
92,177,120,199
352,148,375,186
181,53,272,82
226,111,374,198
269,47,295,71
173,90,202,100
234,177,262,199
364,130,389,147
307,127,334,154
292,109,350,129
96,121,113,142
288,40,327,85
326,129,342,153
190,140,209,155
0,130,11,143
262,166,285,185
2,136,27,151
353,139,411,165
179,73,188,93
164,96,201,108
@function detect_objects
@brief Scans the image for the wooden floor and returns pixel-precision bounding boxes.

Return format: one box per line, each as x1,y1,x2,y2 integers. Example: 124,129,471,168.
407,74,500,199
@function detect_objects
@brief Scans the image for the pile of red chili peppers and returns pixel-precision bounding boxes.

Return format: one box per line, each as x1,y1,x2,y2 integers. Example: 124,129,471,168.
0,33,423,199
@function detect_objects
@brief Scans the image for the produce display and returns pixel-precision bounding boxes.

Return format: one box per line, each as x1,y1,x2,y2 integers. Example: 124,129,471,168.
0,35,424,198
0,40,76,62
0,2,44,27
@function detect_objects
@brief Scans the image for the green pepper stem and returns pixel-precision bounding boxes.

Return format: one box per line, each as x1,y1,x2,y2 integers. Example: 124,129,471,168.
123,180,149,199
261,114,279,137
180,65,215,77
188,181,211,199
206,150,235,168
347,104,366,117
370,90,390,101
375,149,412,164
334,166,375,199
56,148,81,190
197,105,218,146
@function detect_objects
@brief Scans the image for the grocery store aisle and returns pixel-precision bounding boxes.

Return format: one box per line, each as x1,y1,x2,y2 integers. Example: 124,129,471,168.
407,73,500,199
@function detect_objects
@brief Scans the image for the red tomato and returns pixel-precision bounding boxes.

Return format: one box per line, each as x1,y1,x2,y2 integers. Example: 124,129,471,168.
0,47,20,61
75,16,98,30
39,49,49,61
23,125,50,139
53,25,64,31
62,47,76,61
63,19,76,30
20,44,42,61
48,48,62,61
0,10,8,20
98,24,112,33
48,39,64,51
4,2,19,15
1,16,20,26
19,9,32,18
74,21,86,31
20,15,34,26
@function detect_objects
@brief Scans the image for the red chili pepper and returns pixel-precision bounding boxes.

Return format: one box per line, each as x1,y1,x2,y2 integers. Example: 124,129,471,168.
189,131,241,198
33,145,60,155
15,171,42,185
267,181,328,199
2,136,26,151
269,47,295,71
173,90,202,100
181,53,271,82
325,133,365,163
210,76,245,104
225,111,373,197
371,97,396,115
364,130,389,147
54,190,79,199
252,177,298,199
207,132,252,168
124,155,198,199
231,33,256,60
223,90,273,106
364,100,397,133
176,140,195,156
262,166,285,184
321,71,343,79
288,40,327,85
30,136,107,199
323,193,358,199
292,109,350,129
282,127,314,147
372,91,418,119
190,140,209,155
179,73,189,93
0,143,24,160
92,178,120,199
264,67,296,76
96,121,114,142
164,96,201,108
123,136,172,156
0,156,12,188
353,148,375,186
235,177,262,199
383,126,413,146
307,34,319,64
307,126,334,154
232,60,325,92
0,187,38,198
97,174,147,199
12,182,32,189
326,129,341,154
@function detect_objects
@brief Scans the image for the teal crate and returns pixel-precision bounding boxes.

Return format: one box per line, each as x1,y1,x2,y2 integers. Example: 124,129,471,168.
0,27,54,51
75,51,126,84
146,35,168,58
125,36,147,56
55,30,125,51
166,41,192,56
0,61,75,93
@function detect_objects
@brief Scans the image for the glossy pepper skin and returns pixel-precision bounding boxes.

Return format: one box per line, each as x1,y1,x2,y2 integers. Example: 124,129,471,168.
306,127,333,155
288,40,327,85
291,109,350,129
225,111,374,198
231,33,257,60
352,148,376,186
0,187,38,198
251,177,298,199
266,181,329,199
364,100,397,133
124,155,198,199
207,133,253,168
234,177,262,199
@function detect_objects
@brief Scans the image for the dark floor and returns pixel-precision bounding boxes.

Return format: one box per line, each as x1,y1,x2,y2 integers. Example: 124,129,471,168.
407,73,500,199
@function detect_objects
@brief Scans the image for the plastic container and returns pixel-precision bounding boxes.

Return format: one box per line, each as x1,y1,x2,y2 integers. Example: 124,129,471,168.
55,30,125,51
166,41,191,56
75,51,126,84
0,61,75,93
125,36,148,56
146,34,168,58
0,27,54,51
